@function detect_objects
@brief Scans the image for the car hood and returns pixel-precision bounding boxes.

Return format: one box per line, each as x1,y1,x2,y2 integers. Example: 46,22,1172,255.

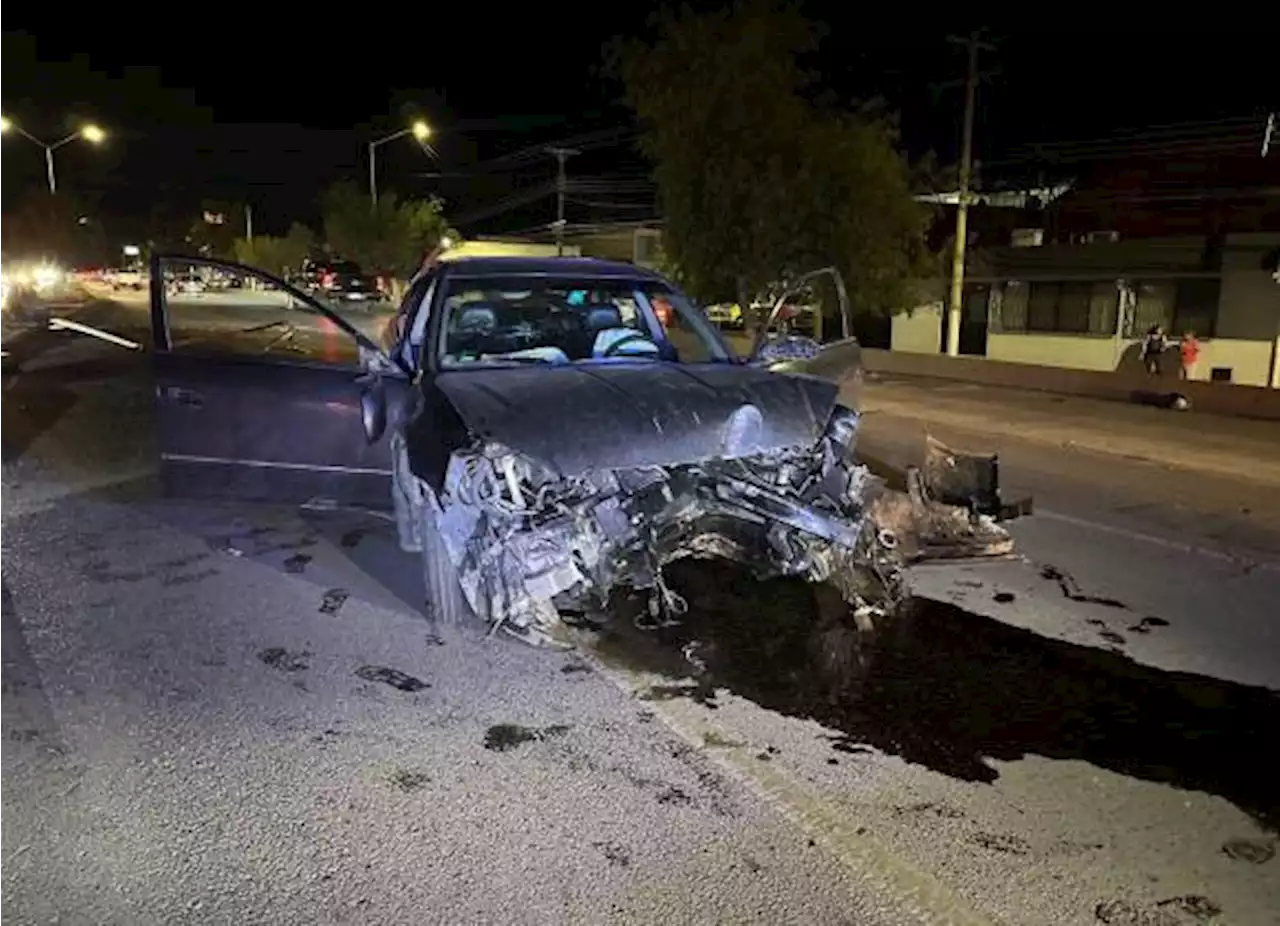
432,362,839,477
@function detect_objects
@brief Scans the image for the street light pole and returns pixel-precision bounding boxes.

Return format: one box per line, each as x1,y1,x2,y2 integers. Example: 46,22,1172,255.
368,120,432,208
0,118,106,195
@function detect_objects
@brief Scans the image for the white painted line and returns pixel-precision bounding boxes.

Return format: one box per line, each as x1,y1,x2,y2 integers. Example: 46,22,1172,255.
1035,508,1279,571
48,317,142,350
162,452,391,477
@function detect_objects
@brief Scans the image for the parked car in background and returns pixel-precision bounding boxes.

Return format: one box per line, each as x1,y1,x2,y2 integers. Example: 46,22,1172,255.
297,259,385,305
167,271,208,296
705,302,745,329
109,267,147,292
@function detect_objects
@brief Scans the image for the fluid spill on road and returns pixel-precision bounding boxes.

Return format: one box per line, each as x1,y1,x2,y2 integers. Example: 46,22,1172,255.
258,647,309,672
483,723,572,752
354,665,429,692
319,588,349,615
1040,564,1129,609
283,553,312,574
591,560,1280,831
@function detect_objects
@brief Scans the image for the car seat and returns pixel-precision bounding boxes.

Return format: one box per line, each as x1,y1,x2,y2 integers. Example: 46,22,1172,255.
447,302,499,359
584,305,659,358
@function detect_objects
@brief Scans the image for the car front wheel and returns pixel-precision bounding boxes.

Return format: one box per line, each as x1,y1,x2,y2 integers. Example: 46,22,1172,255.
418,497,474,633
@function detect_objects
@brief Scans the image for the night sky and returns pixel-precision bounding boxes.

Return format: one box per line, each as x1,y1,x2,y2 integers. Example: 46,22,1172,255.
2,10,1275,241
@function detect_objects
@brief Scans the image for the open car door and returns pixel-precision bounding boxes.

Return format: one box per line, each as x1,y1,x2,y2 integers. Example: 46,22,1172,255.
751,267,862,389
149,254,409,509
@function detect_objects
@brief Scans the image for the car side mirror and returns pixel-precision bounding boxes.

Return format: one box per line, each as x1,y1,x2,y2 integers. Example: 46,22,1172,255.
750,333,822,367
360,378,387,444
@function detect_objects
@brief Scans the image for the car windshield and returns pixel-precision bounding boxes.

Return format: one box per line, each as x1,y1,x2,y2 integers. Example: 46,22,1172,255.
437,275,730,368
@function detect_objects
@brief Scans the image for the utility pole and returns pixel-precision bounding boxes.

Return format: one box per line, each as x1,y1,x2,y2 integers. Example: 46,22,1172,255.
1263,112,1275,158
245,204,254,245
944,31,994,357
548,146,579,256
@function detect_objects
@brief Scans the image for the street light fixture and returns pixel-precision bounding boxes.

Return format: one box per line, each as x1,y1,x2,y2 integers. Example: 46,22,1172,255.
0,117,107,194
368,119,432,208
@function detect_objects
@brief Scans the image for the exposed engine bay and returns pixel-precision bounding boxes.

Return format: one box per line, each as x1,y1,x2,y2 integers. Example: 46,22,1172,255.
413,405,1015,646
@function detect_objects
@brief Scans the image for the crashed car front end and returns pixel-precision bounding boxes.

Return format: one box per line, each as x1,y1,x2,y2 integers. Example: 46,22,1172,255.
426,404,1013,645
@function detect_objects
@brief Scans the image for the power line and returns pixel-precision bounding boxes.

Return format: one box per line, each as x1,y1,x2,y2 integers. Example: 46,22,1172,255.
991,115,1270,168
1017,115,1262,150
453,181,558,227
565,198,656,210
412,127,638,182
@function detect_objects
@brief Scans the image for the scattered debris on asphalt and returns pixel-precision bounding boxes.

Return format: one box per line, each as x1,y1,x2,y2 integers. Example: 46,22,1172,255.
1221,837,1276,864
284,553,312,574
319,588,349,615
483,723,571,752
258,647,310,672
354,665,429,692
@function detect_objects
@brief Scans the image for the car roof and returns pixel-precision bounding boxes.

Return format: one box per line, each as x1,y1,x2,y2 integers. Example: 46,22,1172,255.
437,256,668,282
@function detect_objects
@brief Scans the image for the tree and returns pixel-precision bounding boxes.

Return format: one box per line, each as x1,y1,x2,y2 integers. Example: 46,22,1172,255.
231,222,316,277
319,182,454,284
1,191,108,266
187,200,247,258
610,0,929,322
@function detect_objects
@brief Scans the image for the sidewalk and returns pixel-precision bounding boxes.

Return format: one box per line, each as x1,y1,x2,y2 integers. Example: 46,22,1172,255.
854,374,1280,488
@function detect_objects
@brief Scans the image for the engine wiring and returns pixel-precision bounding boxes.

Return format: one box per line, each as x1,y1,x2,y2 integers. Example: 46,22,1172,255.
454,452,596,519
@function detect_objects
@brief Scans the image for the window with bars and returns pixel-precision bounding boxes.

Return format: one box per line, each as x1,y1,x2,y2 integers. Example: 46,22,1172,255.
999,280,1117,335
1124,278,1220,338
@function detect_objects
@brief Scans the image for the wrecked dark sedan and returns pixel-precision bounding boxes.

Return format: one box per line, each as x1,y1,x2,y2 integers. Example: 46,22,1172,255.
147,254,1021,647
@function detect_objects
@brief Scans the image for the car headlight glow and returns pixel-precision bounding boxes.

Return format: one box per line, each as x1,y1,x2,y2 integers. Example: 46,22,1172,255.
32,263,63,290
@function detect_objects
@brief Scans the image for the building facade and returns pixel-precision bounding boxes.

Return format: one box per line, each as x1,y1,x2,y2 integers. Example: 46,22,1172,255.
892,233,1280,387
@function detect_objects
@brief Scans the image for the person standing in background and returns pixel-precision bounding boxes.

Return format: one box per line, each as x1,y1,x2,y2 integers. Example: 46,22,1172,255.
1141,325,1167,376
1179,330,1201,381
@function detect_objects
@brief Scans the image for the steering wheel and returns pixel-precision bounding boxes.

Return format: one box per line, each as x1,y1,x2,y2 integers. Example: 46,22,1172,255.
601,332,659,358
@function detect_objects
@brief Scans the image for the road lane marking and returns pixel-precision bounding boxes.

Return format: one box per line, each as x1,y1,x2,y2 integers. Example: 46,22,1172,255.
161,453,392,476
1035,508,1279,572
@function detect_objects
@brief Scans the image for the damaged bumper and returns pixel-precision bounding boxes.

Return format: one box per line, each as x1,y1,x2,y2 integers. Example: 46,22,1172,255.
426,411,1027,643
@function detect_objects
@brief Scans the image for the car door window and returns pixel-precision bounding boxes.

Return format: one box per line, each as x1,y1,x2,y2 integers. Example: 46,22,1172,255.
158,258,393,369
641,286,724,363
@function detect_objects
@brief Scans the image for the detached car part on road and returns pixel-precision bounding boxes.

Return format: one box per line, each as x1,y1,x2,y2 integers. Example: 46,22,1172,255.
145,255,1025,648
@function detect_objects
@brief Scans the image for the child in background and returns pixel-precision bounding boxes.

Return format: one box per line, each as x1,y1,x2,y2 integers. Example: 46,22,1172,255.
1179,330,1201,381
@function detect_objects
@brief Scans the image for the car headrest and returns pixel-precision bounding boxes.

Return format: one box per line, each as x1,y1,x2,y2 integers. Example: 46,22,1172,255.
455,303,497,332
585,305,623,330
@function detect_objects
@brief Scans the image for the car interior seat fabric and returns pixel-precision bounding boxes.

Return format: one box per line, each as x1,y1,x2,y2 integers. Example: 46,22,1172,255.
454,303,497,332
592,327,660,357
585,305,624,331
507,346,571,364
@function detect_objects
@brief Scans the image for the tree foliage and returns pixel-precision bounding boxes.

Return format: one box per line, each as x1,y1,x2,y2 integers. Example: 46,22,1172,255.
319,182,454,279
1,191,108,265
611,0,929,316
186,200,247,258
231,222,316,277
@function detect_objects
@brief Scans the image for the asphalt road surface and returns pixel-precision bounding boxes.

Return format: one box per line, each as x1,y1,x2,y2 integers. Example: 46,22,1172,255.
3,299,1278,925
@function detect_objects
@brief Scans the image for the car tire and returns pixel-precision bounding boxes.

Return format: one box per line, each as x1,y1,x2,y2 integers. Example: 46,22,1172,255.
418,497,474,633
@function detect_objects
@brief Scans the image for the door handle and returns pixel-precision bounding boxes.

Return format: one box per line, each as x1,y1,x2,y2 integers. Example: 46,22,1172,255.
160,385,204,408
